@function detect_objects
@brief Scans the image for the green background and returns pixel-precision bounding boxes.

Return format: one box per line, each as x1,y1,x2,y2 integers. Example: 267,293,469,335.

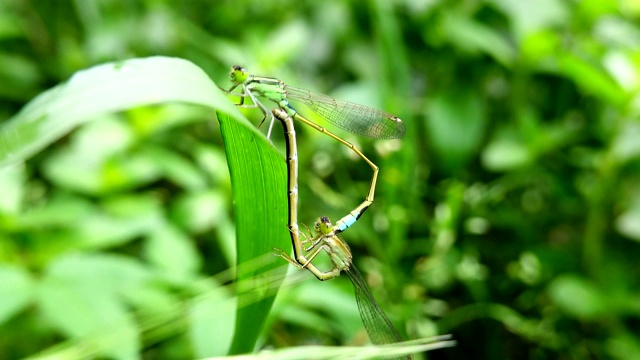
1,0,640,359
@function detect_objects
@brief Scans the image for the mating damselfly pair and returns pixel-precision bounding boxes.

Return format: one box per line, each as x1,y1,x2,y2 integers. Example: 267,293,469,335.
222,65,411,358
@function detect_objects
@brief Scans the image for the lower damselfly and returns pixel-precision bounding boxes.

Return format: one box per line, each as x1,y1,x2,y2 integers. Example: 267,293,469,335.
270,108,411,359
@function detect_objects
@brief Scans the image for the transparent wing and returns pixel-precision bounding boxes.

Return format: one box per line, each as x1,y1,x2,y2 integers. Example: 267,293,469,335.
345,265,412,360
284,85,406,140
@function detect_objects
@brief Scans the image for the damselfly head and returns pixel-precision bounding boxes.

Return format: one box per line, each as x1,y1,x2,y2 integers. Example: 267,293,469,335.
229,65,249,84
315,216,334,235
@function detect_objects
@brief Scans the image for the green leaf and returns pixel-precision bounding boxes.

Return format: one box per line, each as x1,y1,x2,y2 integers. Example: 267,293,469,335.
556,54,628,106
493,0,569,39
189,283,236,358
425,89,486,173
547,275,608,319
0,265,34,325
144,223,202,282
0,56,237,167
218,112,290,354
73,194,165,249
170,190,228,233
41,115,160,194
482,129,533,171
439,12,516,66
37,253,153,359
0,163,25,213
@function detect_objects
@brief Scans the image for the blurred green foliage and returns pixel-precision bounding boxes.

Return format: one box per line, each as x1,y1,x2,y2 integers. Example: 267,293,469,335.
1,0,640,359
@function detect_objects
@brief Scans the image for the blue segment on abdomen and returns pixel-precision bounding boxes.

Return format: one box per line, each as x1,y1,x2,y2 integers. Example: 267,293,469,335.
338,215,357,231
